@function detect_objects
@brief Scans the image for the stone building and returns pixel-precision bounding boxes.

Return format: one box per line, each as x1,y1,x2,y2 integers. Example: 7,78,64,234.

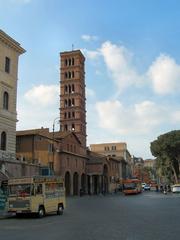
90,142,133,179
0,30,25,160
16,128,87,195
0,30,39,181
86,151,120,194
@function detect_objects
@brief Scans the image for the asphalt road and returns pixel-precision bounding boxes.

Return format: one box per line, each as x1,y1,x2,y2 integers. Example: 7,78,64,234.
0,191,180,240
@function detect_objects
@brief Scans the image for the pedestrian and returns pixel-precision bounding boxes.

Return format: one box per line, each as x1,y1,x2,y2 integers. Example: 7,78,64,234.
160,185,163,192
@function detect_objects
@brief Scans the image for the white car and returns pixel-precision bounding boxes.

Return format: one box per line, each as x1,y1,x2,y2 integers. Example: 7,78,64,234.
142,183,146,189
144,184,151,191
172,184,180,193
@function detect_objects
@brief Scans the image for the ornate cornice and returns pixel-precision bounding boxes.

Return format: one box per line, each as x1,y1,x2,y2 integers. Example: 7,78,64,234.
0,29,26,54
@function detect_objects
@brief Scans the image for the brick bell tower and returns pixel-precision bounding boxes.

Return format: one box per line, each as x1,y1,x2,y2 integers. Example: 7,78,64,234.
60,50,86,148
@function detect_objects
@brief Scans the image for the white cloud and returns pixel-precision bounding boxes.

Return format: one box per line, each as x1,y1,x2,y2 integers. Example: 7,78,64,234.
81,34,98,42
17,84,59,131
24,84,59,107
148,54,180,94
95,100,166,135
82,49,100,60
84,41,180,95
99,41,143,92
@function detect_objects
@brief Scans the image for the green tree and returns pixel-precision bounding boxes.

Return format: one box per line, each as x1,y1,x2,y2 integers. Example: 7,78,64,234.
150,130,180,183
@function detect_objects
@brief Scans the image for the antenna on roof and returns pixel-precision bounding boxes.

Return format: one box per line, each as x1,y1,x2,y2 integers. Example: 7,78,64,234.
72,44,74,51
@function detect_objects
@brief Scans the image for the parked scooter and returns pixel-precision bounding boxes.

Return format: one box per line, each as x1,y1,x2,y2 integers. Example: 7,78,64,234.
163,185,167,194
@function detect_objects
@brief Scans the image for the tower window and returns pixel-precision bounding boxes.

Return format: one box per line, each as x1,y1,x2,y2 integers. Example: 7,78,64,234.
72,123,75,131
65,85,68,93
68,112,71,118
68,59,71,66
1,131,7,151
68,72,71,78
68,85,71,93
65,59,68,66
65,99,68,107
72,58,74,65
5,57,10,73
72,112,75,118
72,84,75,92
72,98,75,106
65,72,68,79
72,71,75,78
3,91,9,110
64,112,67,119
68,99,71,107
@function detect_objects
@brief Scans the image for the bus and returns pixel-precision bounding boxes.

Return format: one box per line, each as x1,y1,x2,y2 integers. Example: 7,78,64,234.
7,176,66,217
122,179,142,195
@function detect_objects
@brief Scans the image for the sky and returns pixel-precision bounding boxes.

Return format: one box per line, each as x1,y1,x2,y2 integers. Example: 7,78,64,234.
1,0,180,159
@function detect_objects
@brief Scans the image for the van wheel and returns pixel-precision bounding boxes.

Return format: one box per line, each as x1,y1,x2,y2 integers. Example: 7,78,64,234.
38,206,45,218
57,204,63,215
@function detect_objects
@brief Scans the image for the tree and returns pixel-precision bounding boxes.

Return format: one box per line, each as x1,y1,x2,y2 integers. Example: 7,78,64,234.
150,130,180,183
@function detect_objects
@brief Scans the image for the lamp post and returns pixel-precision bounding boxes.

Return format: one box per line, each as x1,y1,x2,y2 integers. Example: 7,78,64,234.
52,117,60,173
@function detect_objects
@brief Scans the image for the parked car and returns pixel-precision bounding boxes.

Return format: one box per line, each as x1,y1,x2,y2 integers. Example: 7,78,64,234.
172,184,180,193
141,183,146,189
144,184,151,191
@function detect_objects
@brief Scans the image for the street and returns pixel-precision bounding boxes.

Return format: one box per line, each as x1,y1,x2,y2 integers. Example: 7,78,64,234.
0,191,180,240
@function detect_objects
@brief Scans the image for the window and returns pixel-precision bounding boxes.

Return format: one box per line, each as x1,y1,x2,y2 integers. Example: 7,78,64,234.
65,125,68,131
72,71,75,78
64,112,67,119
72,98,75,106
72,58,74,65
67,157,69,167
65,85,68,93
65,99,68,107
68,85,71,93
72,84,75,92
35,184,42,195
48,143,53,153
1,132,7,151
65,59,68,66
3,92,9,110
68,99,71,106
112,145,116,151
65,72,68,79
75,159,77,168
68,59,71,66
68,72,71,78
5,57,10,73
72,123,75,131
68,112,71,118
72,112,75,118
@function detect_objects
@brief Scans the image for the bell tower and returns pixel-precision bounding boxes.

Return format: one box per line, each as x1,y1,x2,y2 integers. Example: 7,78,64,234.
60,50,86,148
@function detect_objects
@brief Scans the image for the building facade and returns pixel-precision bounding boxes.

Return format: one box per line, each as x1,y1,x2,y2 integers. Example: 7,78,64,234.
16,128,87,196
90,142,133,179
0,30,25,160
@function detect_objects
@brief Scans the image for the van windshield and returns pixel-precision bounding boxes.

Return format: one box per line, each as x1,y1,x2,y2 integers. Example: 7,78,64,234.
123,183,136,190
9,184,31,197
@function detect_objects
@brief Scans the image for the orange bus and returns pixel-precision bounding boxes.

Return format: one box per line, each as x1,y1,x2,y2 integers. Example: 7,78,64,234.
122,179,142,195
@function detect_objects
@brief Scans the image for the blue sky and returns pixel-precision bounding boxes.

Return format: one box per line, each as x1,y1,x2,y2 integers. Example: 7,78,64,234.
1,0,180,159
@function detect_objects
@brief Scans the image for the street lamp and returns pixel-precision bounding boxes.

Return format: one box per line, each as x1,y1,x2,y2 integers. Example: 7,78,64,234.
52,117,60,173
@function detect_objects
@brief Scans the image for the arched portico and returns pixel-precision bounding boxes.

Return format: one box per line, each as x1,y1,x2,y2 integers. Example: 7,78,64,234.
65,171,71,196
73,172,79,195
